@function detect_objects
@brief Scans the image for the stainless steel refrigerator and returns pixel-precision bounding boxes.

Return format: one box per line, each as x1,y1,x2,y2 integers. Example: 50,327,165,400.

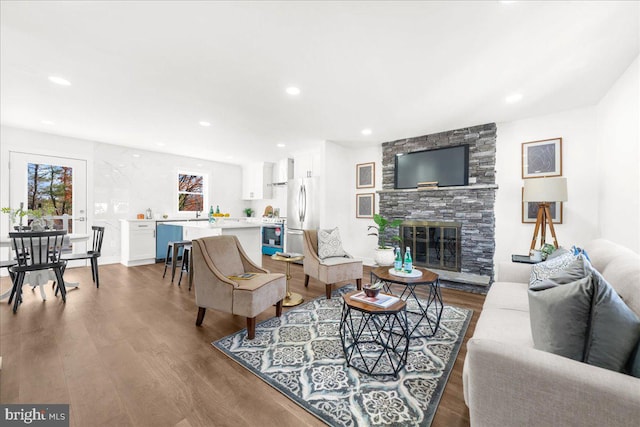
286,177,320,256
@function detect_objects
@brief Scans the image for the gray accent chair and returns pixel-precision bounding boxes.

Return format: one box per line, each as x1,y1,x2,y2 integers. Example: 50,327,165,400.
302,229,363,299
192,235,286,339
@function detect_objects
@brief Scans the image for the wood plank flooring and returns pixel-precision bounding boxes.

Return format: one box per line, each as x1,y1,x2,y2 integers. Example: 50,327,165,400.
0,257,485,427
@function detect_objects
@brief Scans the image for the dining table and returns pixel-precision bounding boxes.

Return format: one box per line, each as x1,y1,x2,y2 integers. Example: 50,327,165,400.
0,232,90,301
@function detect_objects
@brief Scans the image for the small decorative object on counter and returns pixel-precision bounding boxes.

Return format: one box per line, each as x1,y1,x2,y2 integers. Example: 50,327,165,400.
244,208,254,218
146,208,152,219
208,205,214,222
137,213,144,219
216,205,220,214
394,247,403,271
404,247,413,273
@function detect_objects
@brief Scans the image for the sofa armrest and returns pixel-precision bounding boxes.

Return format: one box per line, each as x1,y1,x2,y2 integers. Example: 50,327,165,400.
465,338,640,427
495,261,531,284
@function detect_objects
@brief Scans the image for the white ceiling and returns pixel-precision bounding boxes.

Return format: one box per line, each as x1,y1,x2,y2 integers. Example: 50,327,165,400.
1,1,638,164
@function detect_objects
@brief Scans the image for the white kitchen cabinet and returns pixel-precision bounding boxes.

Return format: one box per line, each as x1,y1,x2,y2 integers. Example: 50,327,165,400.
120,220,156,266
242,162,273,200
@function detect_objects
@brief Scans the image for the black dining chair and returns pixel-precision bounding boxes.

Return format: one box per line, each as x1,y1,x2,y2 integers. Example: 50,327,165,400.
61,226,105,288
8,230,68,313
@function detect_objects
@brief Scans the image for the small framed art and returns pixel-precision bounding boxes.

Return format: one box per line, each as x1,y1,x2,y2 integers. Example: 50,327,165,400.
522,188,563,224
356,162,375,188
356,193,374,218
522,138,562,179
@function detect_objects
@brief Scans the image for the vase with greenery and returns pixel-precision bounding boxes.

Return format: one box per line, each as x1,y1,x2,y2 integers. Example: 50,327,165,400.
2,204,56,231
367,214,403,266
243,208,254,218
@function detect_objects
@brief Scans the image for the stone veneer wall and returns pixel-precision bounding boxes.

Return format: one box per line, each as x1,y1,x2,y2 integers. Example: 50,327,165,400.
379,123,497,279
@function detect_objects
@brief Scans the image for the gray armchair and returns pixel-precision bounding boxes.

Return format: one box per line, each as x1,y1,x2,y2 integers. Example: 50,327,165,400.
192,235,286,339
302,229,362,299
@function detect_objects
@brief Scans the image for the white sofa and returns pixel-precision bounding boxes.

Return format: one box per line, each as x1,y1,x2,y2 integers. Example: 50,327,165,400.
463,239,640,427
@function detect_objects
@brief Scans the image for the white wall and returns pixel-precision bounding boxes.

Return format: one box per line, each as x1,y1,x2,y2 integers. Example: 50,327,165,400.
0,126,244,264
319,142,382,265
596,56,640,252
495,107,600,263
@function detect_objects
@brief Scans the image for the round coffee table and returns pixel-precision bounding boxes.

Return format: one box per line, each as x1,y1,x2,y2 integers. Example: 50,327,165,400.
271,254,304,306
340,290,409,378
370,266,443,338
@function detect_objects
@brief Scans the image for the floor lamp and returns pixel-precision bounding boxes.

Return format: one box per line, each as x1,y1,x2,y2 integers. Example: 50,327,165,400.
523,177,568,251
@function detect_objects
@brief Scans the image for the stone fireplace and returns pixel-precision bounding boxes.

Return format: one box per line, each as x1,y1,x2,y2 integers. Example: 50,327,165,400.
379,123,497,281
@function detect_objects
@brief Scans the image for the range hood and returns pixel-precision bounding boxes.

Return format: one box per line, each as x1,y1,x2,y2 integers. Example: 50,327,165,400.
271,158,294,186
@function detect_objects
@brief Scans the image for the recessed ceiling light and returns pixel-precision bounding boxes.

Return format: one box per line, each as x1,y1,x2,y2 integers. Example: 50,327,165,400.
132,154,140,158
277,143,286,148
197,163,203,167
226,155,233,160
41,120,55,125
199,121,211,127
286,87,301,96
156,142,166,147
505,93,523,104
361,128,372,136
48,76,71,86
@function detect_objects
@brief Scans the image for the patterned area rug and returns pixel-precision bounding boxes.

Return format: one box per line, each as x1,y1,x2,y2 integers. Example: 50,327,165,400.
213,285,472,427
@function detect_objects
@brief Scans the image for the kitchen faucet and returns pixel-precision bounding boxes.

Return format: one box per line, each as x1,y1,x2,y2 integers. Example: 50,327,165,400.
195,211,201,219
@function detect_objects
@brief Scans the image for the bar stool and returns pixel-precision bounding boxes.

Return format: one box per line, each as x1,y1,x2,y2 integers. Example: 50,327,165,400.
163,240,191,282
178,244,192,290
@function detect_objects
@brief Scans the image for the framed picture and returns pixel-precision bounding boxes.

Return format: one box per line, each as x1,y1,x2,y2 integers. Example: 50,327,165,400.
522,188,563,224
356,193,374,218
522,138,562,179
356,162,375,188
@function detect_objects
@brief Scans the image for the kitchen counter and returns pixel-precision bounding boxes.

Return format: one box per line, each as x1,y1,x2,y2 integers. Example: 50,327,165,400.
162,220,260,230
161,220,262,266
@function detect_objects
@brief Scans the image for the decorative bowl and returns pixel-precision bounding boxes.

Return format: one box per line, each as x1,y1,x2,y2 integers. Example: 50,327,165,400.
363,286,380,298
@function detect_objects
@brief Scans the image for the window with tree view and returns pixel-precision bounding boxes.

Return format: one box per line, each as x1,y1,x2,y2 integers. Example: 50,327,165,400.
28,163,73,231
178,173,205,212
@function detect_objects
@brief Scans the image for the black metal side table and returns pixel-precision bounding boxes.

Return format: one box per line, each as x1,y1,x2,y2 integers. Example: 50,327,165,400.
339,291,409,378
370,267,443,338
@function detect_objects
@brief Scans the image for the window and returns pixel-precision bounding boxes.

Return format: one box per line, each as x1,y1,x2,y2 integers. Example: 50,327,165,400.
177,172,206,213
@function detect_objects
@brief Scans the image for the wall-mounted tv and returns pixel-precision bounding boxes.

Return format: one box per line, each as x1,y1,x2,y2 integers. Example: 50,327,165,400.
394,144,469,189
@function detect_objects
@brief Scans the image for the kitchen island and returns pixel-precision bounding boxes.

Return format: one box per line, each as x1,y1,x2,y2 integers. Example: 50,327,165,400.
163,220,262,267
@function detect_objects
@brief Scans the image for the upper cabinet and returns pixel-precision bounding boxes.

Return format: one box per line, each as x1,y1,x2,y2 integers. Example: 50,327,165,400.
242,162,274,200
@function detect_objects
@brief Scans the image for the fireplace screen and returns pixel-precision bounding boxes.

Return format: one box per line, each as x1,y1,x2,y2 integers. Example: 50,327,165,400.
401,221,461,272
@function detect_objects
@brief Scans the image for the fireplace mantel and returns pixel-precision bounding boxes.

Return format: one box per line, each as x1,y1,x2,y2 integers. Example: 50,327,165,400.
378,184,498,194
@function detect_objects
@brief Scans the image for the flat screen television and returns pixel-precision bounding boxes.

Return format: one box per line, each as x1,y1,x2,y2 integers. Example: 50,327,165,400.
394,144,469,189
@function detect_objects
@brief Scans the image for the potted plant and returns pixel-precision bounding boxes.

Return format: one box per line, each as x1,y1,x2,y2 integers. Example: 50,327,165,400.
243,208,254,218
367,214,403,266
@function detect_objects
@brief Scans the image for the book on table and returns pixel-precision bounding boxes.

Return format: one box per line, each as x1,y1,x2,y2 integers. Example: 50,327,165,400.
228,273,257,280
350,291,400,308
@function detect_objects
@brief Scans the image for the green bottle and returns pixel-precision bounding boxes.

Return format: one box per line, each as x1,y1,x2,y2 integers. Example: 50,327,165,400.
404,246,413,273
216,205,220,214
394,247,403,271
208,206,214,222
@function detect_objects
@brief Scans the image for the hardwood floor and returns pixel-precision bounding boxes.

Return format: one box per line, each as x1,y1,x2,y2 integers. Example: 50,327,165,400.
0,257,485,427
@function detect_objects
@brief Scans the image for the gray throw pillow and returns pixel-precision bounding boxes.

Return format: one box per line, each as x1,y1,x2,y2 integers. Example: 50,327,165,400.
318,227,347,259
528,255,640,372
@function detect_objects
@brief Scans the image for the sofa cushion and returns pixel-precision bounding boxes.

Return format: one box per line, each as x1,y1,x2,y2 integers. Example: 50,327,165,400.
482,282,529,312
472,307,533,347
317,227,347,259
529,256,640,372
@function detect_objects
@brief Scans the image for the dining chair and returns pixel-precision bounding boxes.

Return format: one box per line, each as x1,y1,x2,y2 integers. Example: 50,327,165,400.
8,230,68,312
61,226,105,288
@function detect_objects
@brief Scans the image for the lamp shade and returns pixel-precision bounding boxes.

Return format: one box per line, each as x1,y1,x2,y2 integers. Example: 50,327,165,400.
523,177,568,202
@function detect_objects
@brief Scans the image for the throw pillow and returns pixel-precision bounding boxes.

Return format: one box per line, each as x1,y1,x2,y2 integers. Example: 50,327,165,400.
528,256,640,372
318,227,347,259
529,251,576,286
626,341,640,378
